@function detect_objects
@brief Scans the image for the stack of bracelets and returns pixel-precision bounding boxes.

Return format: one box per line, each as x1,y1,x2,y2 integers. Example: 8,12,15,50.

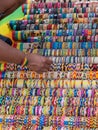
0,0,98,129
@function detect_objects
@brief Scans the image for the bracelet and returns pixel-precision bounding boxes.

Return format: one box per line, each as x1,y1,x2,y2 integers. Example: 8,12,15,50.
21,57,28,67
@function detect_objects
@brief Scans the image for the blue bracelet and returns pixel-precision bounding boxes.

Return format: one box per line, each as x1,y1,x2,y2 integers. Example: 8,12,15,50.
32,119,36,125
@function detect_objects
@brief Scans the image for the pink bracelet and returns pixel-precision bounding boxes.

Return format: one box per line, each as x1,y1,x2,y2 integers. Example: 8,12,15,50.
61,116,64,126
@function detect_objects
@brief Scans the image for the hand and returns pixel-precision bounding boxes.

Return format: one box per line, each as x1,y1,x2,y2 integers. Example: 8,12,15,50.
26,53,53,73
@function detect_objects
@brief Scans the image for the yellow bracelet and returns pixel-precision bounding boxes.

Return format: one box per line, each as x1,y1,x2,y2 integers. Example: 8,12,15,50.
21,57,28,67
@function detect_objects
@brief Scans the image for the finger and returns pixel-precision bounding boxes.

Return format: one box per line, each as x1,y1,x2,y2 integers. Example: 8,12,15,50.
28,65,38,71
45,58,53,65
41,62,51,68
43,64,51,70
42,69,48,72
29,67,37,71
37,69,48,74
45,63,52,69
37,71,43,74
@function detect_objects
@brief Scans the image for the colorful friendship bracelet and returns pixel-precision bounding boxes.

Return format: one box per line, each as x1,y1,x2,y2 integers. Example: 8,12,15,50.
20,57,28,68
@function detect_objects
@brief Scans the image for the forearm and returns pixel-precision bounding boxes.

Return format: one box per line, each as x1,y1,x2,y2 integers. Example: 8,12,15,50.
0,39,25,64
0,0,26,20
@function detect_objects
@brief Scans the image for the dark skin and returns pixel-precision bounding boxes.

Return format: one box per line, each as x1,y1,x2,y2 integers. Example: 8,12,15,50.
0,0,26,19
0,0,52,73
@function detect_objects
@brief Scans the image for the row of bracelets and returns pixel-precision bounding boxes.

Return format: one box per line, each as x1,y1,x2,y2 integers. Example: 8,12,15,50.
49,57,98,64
13,42,98,50
4,48,98,57
10,48,98,57
12,35,98,42
23,7,98,18
1,63,98,71
22,6,98,14
24,1,98,8
10,21,98,30
23,14,98,23
33,49,98,57
1,71,98,79
0,104,98,117
0,125,96,130
2,58,97,67
9,19,98,30
21,22,97,31
22,13,98,20
0,115,98,127
0,88,97,97
12,29,98,36
0,105,98,116
23,10,98,17
0,79,97,88
1,96,98,107
12,30,98,36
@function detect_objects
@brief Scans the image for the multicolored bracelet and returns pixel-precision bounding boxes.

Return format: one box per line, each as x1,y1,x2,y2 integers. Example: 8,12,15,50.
20,57,28,67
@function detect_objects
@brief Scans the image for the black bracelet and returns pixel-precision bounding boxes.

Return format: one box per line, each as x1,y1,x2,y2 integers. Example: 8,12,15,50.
0,35,12,46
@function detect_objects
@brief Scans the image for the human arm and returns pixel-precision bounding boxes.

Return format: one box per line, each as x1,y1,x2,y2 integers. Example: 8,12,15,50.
0,39,52,73
0,0,26,20
0,39,25,64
